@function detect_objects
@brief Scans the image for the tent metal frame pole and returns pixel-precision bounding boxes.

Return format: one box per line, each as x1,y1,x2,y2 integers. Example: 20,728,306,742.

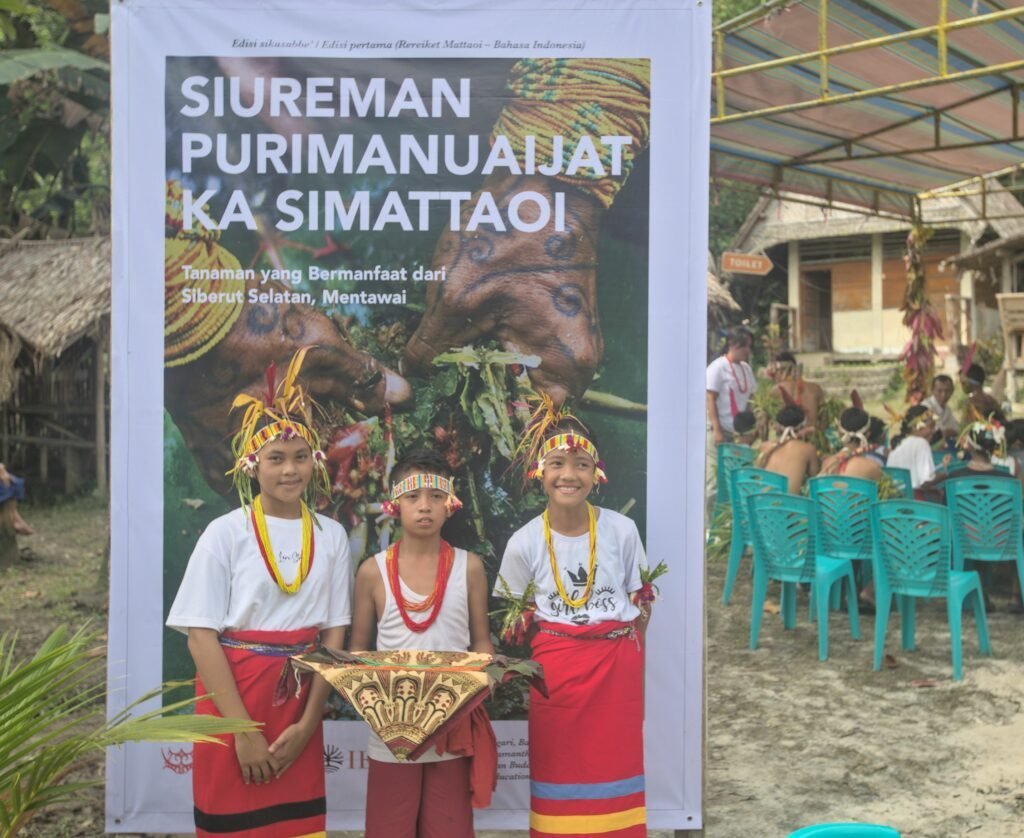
712,58,1024,125
713,5,1024,82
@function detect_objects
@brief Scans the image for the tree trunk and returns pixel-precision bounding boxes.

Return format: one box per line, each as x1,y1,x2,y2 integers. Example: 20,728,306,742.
0,501,18,568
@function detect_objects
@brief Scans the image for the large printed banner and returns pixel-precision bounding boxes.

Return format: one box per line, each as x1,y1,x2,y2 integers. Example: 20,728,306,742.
108,1,709,831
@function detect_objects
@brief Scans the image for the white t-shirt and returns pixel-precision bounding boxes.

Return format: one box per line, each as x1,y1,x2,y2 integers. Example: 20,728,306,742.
706,354,754,435
495,508,645,626
366,546,471,764
886,436,936,489
166,508,352,634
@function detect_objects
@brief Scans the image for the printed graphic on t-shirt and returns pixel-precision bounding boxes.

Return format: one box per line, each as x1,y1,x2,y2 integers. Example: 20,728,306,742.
546,567,619,624
278,549,301,567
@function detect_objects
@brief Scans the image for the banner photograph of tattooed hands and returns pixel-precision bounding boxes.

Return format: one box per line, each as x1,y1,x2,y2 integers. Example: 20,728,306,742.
109,1,709,831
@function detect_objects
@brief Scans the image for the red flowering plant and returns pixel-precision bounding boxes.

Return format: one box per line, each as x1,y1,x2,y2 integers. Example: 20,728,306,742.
899,225,943,404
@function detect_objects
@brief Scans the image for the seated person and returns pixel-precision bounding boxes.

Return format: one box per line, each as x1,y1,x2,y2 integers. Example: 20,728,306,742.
0,462,33,536
732,409,758,447
922,374,959,445
865,416,888,465
960,363,1006,425
887,406,943,493
820,407,882,482
769,352,824,434
921,419,1022,505
756,404,820,494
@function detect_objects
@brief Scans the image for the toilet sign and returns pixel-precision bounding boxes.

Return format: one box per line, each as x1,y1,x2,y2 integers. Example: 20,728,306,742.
722,251,772,275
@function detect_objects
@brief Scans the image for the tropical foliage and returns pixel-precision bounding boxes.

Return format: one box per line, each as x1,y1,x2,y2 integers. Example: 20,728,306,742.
0,0,109,236
0,626,254,837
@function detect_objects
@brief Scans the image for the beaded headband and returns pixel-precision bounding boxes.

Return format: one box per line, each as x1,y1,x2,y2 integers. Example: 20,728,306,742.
382,472,463,517
527,432,608,484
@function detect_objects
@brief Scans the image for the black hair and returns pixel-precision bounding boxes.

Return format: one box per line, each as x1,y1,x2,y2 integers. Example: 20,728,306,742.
391,448,453,485
726,325,754,349
733,410,757,435
1006,419,1024,448
775,351,797,365
839,407,870,434
932,374,953,388
868,416,886,446
891,404,931,449
776,405,806,428
965,363,986,385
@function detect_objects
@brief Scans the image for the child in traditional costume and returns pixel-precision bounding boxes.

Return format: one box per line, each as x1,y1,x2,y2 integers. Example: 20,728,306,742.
167,348,351,838
497,401,650,838
350,448,495,838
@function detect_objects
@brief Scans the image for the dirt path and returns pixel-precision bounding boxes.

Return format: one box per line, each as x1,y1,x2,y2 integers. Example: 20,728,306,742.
707,550,1024,838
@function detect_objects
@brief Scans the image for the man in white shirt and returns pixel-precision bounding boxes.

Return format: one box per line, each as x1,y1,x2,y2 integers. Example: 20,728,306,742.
706,326,754,513
921,374,958,444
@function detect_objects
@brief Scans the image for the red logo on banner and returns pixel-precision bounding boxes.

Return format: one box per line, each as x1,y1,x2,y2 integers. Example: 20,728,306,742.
162,747,193,774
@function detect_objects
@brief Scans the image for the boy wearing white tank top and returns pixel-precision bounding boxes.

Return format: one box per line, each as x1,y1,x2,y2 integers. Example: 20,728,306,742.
350,449,494,838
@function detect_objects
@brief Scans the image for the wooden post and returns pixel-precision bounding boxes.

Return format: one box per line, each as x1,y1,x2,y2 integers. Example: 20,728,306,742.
0,499,17,568
94,318,108,496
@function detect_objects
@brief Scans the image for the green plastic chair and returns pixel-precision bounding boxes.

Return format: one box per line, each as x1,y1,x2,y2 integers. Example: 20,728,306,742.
788,824,900,837
946,476,1024,601
809,475,876,658
715,443,756,511
880,466,913,499
870,500,992,681
722,466,788,604
747,493,858,653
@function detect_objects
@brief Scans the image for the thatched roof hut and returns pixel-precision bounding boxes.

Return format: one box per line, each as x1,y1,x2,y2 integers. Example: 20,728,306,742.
0,236,110,493
0,236,111,362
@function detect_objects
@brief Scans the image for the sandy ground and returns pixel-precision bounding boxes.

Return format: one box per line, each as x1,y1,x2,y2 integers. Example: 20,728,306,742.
706,552,1024,838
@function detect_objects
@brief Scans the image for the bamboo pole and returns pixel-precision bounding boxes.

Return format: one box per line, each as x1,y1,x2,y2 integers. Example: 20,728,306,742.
94,317,107,496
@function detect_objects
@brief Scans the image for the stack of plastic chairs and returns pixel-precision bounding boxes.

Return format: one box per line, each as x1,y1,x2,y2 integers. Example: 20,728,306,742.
715,442,756,512
788,824,900,837
746,493,859,655
722,466,788,605
869,500,992,680
946,476,1024,602
808,475,875,659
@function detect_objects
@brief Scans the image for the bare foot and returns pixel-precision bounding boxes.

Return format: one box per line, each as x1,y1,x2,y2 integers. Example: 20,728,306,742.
403,174,604,406
13,512,33,536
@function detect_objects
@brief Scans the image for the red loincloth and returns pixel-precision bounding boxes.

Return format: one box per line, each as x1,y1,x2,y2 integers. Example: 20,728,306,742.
193,628,326,838
528,620,646,838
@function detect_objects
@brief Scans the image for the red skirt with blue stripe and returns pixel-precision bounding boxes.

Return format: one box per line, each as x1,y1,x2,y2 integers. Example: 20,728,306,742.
528,620,646,837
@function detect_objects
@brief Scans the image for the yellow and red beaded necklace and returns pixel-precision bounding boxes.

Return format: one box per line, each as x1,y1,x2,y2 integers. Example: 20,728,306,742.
543,502,598,608
250,494,315,594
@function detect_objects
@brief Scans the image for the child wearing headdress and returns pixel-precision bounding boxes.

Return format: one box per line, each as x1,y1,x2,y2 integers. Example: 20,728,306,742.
167,348,351,838
350,448,495,838
496,400,650,838
886,405,943,493
755,401,820,494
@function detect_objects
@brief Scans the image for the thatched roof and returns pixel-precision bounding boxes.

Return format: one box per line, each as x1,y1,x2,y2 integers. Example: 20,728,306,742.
708,271,740,312
0,236,110,358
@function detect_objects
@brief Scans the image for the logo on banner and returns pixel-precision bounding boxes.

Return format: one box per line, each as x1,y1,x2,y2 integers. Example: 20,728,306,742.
162,747,193,774
324,744,344,773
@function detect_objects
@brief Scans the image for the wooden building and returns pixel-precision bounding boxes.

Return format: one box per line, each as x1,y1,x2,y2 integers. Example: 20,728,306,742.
728,189,1024,360
0,237,110,498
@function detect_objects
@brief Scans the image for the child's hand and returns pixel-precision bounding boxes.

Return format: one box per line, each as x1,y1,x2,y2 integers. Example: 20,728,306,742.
234,731,279,784
268,721,314,778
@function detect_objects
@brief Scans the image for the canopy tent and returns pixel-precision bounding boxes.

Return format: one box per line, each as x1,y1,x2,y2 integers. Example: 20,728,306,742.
711,0,1024,221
